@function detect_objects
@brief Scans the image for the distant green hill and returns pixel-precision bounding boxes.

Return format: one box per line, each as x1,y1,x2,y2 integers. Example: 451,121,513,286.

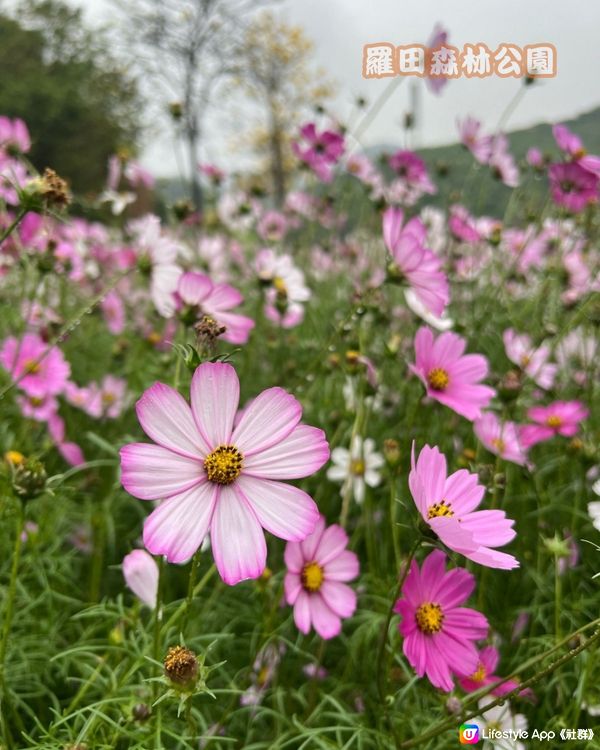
412,105,600,218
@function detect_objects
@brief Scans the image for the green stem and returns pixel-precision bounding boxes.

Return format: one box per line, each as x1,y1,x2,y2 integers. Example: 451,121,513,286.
0,503,25,671
164,564,216,633
554,554,562,642
376,540,420,703
181,550,202,636
389,476,401,572
0,209,26,248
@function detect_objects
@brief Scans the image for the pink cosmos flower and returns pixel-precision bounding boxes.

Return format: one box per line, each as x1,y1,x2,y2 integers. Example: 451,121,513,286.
474,413,529,467
0,116,31,154
394,550,489,692
457,645,530,698
257,210,288,242
174,271,255,345
548,162,598,213
502,329,557,390
292,123,345,183
409,327,496,421
120,362,329,584
48,414,85,467
383,207,449,317
0,333,70,398
387,151,436,205
457,117,493,164
488,135,519,187
122,549,158,608
448,205,482,244
409,444,518,569
17,393,58,422
101,291,126,335
526,147,544,168
520,401,589,448
284,515,359,639
425,24,450,95
552,124,584,158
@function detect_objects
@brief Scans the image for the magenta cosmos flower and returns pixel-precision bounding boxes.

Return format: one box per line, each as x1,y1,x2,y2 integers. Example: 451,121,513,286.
520,400,589,448
120,362,329,585
383,207,449,317
175,271,255,345
474,412,529,467
284,515,359,639
409,444,518,569
394,550,489,692
457,645,529,698
0,333,70,398
410,327,495,421
548,162,598,213
292,123,345,183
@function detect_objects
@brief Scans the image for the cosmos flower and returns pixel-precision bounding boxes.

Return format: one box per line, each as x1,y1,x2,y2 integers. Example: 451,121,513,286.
457,117,493,164
383,207,449,317
0,116,31,154
474,701,528,750
488,135,519,187
588,502,600,533
409,327,496,421
120,362,329,585
284,515,359,639
326,436,384,504
457,645,531,699
409,444,518,569
520,400,589,448
175,271,255,345
548,162,598,213
394,550,489,692
0,333,70,398
292,123,345,183
502,329,557,390
122,549,158,609
386,151,437,205
473,412,529,467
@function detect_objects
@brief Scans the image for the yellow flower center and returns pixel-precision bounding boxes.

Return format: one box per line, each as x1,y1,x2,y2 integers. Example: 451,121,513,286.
350,458,365,476
102,392,116,405
546,415,562,428
470,662,487,683
491,438,505,453
301,561,324,592
23,359,41,375
4,451,25,466
204,445,243,485
427,367,449,391
273,276,287,297
29,396,44,407
415,602,444,634
427,499,454,519
520,354,531,367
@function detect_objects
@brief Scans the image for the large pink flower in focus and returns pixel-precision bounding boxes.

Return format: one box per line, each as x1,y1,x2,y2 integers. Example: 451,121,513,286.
394,550,489,692
409,327,496,421
0,333,70,398
383,207,449,317
284,515,359,639
520,400,589,448
409,444,518,569
473,412,529,467
175,271,255,345
120,362,329,585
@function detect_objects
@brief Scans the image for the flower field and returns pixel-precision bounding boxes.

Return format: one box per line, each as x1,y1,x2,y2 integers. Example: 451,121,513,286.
0,103,599,750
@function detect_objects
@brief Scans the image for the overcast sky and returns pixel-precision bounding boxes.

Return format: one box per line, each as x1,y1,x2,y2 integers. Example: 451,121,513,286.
66,0,600,176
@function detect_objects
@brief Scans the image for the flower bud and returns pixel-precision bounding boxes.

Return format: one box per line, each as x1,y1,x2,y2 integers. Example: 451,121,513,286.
12,456,47,500
164,646,199,690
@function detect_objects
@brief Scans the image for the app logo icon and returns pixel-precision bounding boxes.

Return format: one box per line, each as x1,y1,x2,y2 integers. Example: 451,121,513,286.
459,723,480,744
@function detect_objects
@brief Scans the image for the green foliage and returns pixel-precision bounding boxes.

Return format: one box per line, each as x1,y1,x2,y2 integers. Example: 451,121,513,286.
0,0,142,194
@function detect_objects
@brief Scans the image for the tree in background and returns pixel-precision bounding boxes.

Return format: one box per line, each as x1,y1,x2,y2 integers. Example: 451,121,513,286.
114,0,266,213
0,0,142,195
233,12,333,205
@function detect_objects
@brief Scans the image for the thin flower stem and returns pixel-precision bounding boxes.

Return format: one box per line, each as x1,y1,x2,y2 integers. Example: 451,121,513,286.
399,620,600,749
181,550,202,635
376,539,421,704
389,477,401,572
152,556,165,696
0,209,26,248
0,502,25,674
164,564,216,633
555,555,562,642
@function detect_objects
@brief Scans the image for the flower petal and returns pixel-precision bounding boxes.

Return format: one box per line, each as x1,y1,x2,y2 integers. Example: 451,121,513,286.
242,424,329,479
190,362,240,447
120,443,202,500
320,580,357,618
232,387,302,456
137,382,208,458
210,485,266,585
143,482,217,563
236,475,319,541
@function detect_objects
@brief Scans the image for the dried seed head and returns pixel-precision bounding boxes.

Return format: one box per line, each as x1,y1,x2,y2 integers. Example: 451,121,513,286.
39,168,70,209
164,645,199,688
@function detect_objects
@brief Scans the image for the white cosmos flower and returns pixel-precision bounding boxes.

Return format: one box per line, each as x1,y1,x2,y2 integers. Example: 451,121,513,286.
588,501,600,532
326,436,384,504
475,700,528,750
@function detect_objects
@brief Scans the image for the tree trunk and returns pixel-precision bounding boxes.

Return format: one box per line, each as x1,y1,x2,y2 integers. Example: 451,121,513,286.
186,126,203,214
269,111,286,207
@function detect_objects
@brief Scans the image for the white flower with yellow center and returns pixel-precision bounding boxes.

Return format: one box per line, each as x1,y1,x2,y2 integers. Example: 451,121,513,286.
326,436,384,504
